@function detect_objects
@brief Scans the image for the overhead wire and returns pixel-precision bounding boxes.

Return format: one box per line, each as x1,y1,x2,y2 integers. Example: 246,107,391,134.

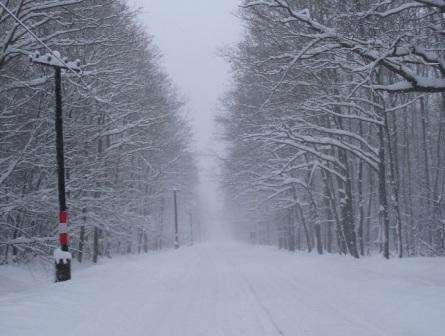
0,1,122,126
0,1,82,79
0,1,175,209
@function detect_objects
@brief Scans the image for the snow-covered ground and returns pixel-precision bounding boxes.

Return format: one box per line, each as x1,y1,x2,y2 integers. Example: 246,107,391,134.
1,243,444,336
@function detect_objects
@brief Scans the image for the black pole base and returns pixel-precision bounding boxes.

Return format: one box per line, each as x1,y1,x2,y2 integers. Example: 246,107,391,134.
55,259,71,282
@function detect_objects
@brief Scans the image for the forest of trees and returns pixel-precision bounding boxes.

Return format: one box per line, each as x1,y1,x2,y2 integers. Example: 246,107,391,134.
220,0,445,258
2,0,444,265
0,0,198,264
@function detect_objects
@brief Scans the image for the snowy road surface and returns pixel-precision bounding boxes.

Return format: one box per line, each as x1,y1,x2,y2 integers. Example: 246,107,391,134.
1,243,444,336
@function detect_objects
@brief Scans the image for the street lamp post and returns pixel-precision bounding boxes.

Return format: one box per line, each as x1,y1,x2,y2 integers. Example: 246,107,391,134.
30,51,81,282
189,211,193,246
197,217,201,243
173,188,179,249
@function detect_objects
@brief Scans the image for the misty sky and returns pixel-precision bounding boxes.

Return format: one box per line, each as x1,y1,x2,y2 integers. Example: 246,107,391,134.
128,1,242,235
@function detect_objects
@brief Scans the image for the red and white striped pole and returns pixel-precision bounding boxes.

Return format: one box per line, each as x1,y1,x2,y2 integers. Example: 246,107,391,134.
54,65,71,282
2,0,82,280
54,210,71,282
59,211,68,247
30,52,80,282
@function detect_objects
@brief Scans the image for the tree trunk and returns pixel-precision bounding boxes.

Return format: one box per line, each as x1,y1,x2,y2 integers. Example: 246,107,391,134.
385,99,403,258
357,123,365,256
77,207,86,263
377,123,390,259
287,209,296,252
92,226,100,263
296,202,312,253
337,148,359,258
315,223,323,254
420,97,433,247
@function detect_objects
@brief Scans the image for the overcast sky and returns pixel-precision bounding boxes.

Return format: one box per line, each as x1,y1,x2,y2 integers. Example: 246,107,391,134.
128,0,242,236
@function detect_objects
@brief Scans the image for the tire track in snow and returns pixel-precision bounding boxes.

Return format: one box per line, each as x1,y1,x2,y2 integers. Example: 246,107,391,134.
270,256,390,336
241,275,286,336
288,278,388,336
226,254,287,336
231,247,387,336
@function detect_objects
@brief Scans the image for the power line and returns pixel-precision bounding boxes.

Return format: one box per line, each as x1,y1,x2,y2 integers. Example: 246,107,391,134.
0,1,124,128
0,1,82,79
0,1,139,130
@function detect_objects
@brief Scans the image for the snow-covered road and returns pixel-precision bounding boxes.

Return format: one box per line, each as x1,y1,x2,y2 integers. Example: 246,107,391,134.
1,243,444,336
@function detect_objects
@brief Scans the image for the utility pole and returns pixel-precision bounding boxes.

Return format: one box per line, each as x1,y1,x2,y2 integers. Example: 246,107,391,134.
173,189,179,249
197,217,201,243
189,211,193,246
30,51,81,282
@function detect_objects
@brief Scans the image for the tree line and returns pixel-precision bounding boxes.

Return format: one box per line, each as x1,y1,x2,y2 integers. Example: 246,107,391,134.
0,0,198,264
219,0,445,258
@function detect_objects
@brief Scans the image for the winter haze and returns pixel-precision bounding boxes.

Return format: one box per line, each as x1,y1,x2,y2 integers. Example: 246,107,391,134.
129,0,242,239
1,1,445,336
